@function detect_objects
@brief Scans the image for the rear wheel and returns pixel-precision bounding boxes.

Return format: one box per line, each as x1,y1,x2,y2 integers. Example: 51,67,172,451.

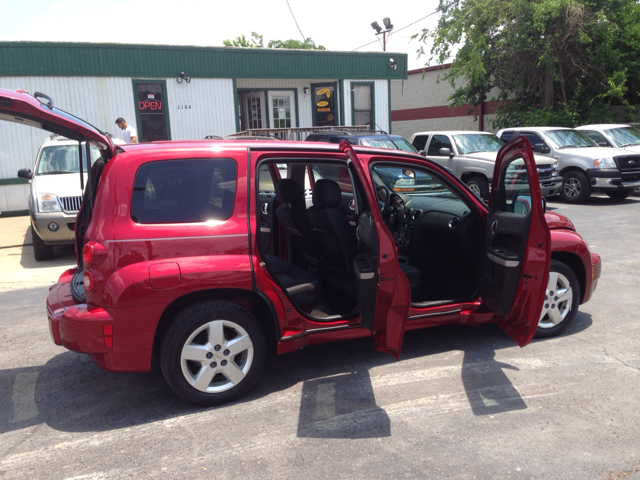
160,300,266,406
31,226,54,261
606,189,634,200
535,260,580,338
560,170,591,203
466,175,489,201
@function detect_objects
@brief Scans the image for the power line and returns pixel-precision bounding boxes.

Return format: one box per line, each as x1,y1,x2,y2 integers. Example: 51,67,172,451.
352,11,438,51
286,0,307,42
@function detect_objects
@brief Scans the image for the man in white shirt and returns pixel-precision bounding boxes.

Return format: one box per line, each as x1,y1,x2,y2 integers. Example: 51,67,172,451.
115,117,138,143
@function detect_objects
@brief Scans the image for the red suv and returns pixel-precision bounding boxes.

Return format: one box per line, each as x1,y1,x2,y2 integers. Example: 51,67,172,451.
0,89,601,405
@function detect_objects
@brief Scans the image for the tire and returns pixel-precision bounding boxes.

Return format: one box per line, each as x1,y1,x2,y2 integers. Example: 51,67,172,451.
31,226,55,261
605,189,634,200
560,170,591,203
466,175,489,201
535,260,580,338
160,300,267,406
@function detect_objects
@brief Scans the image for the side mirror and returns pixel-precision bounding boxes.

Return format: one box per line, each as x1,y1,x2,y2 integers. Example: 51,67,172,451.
533,143,551,154
17,168,32,179
438,147,453,157
419,150,427,157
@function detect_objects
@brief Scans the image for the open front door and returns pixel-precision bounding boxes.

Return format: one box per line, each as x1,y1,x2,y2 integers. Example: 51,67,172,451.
340,141,411,360
482,136,550,347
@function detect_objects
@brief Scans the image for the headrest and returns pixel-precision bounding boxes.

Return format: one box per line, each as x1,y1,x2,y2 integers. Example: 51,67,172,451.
312,179,342,209
275,179,304,208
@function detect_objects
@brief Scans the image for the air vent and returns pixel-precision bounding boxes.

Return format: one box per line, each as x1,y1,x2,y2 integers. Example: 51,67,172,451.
412,210,422,220
448,216,460,228
403,208,412,219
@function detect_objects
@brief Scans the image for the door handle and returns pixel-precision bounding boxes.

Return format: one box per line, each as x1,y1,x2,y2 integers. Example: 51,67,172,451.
491,220,498,234
261,203,269,215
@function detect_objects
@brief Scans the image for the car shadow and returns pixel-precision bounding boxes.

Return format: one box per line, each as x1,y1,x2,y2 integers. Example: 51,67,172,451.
0,312,592,437
17,243,76,269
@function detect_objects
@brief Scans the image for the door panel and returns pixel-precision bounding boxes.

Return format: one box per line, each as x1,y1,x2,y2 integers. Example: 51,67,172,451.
483,136,550,347
268,91,296,128
340,141,411,359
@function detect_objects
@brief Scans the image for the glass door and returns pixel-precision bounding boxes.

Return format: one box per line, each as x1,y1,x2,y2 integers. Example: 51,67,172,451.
135,81,170,142
240,91,267,130
311,83,338,126
268,91,296,128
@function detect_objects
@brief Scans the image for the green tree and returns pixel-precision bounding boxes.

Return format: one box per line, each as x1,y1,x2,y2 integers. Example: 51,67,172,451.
223,33,325,50
415,0,640,128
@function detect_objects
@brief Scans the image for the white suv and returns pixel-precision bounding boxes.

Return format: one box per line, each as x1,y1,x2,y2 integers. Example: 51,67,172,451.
17,134,124,260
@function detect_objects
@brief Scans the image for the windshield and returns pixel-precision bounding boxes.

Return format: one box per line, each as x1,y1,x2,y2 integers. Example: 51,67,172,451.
372,166,458,198
360,137,418,153
453,134,504,154
36,144,101,175
604,126,640,147
544,129,597,149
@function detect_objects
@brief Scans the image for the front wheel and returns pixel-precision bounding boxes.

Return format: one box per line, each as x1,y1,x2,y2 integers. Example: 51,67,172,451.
560,170,591,203
606,189,634,200
160,300,267,406
535,260,580,338
31,226,54,261
466,175,489,201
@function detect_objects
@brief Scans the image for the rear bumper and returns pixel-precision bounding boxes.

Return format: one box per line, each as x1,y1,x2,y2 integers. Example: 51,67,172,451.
47,277,159,372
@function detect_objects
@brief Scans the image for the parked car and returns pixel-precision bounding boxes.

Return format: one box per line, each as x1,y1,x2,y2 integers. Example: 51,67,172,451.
496,127,640,202
409,131,562,200
0,89,600,406
17,133,124,260
575,124,640,195
306,130,418,153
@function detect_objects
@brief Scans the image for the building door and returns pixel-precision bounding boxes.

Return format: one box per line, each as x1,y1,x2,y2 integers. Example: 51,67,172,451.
135,81,170,142
311,83,338,126
268,91,296,128
240,91,267,130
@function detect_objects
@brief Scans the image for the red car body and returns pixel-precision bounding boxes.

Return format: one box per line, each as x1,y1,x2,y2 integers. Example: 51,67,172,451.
1,89,600,404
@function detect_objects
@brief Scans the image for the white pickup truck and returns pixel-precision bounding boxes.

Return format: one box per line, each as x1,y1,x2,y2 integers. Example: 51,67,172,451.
496,126,640,203
410,131,561,201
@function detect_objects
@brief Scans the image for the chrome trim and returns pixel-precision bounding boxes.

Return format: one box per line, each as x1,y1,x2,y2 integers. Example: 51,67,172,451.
261,203,269,215
280,323,360,341
260,227,271,233
106,234,248,243
487,251,520,267
408,309,462,320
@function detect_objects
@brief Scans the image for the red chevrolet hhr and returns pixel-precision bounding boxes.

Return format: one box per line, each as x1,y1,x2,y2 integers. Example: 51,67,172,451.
0,89,600,405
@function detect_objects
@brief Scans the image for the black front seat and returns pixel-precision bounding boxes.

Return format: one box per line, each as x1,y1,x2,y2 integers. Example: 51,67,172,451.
275,179,320,267
308,179,357,296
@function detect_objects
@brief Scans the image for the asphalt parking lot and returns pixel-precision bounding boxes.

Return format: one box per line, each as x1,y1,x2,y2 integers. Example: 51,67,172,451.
1,195,639,480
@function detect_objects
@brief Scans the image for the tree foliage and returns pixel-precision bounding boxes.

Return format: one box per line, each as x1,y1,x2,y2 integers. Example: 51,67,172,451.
415,0,640,128
223,32,325,50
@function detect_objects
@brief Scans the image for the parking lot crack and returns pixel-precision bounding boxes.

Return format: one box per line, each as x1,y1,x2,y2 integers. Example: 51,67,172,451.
572,337,640,373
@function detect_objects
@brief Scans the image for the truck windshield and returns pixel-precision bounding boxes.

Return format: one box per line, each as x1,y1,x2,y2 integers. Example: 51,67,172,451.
36,144,101,175
545,129,597,149
453,134,504,154
360,137,418,153
604,126,640,147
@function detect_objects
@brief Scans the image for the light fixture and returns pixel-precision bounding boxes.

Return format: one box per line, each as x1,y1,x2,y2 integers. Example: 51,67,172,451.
371,18,393,51
383,17,393,30
371,21,382,33
303,87,309,96
176,71,191,84
389,58,397,69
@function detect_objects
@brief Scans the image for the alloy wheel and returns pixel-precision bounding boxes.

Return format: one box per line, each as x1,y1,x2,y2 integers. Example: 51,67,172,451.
538,270,573,329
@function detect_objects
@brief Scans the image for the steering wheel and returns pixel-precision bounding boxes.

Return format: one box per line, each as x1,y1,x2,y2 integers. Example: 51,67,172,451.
376,185,392,219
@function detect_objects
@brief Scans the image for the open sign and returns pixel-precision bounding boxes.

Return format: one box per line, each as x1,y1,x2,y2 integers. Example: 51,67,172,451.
139,101,163,111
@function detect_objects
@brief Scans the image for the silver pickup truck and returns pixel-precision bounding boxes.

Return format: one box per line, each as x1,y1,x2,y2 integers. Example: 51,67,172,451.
410,131,561,201
497,126,640,203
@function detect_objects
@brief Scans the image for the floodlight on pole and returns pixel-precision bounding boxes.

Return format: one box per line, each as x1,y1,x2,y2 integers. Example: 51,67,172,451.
371,17,393,51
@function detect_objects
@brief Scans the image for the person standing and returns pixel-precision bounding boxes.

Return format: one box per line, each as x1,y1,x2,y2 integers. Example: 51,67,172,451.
115,117,138,143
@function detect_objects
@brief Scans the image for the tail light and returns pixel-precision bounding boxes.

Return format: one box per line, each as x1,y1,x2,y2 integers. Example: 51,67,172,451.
83,271,95,291
82,241,107,266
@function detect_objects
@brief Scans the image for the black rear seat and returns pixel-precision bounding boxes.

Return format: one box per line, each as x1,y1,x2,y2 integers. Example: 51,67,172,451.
264,254,322,307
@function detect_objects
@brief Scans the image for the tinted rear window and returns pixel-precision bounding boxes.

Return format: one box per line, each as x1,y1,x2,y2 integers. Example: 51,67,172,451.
131,159,237,224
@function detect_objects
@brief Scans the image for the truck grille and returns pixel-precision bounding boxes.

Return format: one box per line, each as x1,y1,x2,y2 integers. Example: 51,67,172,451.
537,166,559,181
613,155,640,172
59,196,83,213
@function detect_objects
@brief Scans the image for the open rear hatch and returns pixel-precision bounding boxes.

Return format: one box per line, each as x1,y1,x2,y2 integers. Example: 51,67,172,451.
0,89,117,301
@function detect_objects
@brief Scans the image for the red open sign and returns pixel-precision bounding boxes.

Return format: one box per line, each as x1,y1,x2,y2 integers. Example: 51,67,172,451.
139,101,163,111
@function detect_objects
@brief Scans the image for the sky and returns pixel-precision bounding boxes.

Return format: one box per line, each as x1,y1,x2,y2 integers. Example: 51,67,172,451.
0,0,442,71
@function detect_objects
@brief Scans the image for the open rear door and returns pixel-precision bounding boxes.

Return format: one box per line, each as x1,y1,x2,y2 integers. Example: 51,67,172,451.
340,141,411,360
482,136,550,346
